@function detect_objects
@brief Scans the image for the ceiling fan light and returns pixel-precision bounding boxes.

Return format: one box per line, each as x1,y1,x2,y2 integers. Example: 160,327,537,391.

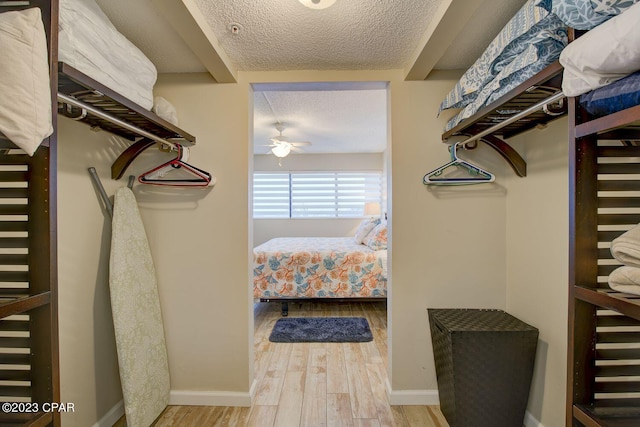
299,0,336,10
271,142,292,158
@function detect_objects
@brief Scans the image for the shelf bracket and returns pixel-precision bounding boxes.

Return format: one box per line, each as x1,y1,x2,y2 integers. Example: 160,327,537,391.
111,138,156,180
478,134,527,177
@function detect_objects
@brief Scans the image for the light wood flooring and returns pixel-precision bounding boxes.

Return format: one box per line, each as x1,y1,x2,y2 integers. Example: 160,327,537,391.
119,301,449,426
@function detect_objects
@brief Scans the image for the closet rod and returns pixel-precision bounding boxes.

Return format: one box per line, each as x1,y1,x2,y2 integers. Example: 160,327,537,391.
88,167,113,218
57,93,182,151
453,91,565,147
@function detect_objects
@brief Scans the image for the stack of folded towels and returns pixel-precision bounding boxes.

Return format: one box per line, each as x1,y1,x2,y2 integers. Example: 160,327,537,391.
609,223,640,295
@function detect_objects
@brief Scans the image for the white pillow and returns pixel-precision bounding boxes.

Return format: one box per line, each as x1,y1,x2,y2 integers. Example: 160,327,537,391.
354,218,380,244
0,8,52,156
560,1,640,97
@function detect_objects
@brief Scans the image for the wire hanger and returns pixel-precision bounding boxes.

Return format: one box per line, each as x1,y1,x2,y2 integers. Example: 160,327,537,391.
138,143,215,187
423,141,495,185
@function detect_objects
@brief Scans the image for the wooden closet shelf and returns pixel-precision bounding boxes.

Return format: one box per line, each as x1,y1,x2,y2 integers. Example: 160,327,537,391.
57,62,195,146
442,61,565,142
574,404,640,427
576,104,640,139
0,292,51,319
574,286,640,321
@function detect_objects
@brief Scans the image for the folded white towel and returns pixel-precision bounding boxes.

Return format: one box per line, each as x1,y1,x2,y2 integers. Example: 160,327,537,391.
608,266,640,296
611,223,640,268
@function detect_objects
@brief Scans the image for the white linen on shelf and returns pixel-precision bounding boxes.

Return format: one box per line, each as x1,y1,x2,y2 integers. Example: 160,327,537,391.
560,1,640,97
0,8,52,156
58,0,157,110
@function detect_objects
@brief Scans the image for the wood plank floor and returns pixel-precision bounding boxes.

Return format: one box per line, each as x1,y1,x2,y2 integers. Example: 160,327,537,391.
129,301,448,427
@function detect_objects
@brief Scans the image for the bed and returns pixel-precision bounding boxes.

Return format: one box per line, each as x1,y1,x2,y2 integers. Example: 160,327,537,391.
253,234,387,315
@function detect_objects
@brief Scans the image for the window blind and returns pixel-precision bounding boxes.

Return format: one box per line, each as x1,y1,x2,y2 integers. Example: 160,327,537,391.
253,172,382,218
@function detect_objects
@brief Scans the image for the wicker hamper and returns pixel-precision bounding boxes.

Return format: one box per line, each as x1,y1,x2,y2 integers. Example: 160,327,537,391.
428,309,539,427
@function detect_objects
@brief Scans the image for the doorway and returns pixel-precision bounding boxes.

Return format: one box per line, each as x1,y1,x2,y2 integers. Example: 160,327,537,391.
248,81,392,420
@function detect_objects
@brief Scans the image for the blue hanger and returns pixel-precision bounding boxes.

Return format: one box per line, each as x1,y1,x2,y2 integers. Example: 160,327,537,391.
423,141,495,185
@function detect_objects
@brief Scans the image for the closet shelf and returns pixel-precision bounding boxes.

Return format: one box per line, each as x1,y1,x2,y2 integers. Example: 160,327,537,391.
576,103,640,139
442,61,565,142
575,286,640,322
441,61,565,177
0,292,52,319
574,404,640,427
58,63,195,146
58,62,198,179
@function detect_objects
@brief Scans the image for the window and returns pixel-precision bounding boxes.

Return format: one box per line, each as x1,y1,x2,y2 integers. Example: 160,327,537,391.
253,172,382,218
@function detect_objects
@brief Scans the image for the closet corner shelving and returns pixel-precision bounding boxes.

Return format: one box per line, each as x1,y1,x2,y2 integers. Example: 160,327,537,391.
568,93,640,426
0,0,60,426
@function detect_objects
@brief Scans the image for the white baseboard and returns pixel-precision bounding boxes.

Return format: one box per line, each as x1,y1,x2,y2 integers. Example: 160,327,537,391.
93,400,124,427
524,410,544,427
169,390,251,407
388,389,440,405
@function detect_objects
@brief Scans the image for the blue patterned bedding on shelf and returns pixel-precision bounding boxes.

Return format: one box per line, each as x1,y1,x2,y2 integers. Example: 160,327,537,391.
579,71,640,116
438,0,566,115
444,36,566,132
538,0,638,30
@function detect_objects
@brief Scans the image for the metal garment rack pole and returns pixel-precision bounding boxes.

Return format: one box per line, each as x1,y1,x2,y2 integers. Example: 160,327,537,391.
454,91,566,147
57,92,182,150
88,167,135,219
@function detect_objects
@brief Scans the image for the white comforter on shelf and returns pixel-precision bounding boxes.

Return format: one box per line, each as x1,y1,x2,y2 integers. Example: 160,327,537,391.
58,0,157,110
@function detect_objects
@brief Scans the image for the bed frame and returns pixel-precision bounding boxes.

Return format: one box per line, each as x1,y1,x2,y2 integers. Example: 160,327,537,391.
260,297,387,317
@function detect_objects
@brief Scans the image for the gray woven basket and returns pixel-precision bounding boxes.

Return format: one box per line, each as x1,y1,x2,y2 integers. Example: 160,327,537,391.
428,309,538,427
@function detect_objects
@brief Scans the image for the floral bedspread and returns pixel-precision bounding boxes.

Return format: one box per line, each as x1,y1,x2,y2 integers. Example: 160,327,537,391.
253,237,387,299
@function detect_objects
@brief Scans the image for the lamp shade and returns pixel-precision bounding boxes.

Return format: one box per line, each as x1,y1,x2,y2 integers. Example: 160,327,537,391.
364,202,381,216
271,142,291,158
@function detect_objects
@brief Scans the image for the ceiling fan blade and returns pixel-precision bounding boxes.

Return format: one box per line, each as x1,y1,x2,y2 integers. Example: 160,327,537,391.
290,146,304,153
290,141,311,147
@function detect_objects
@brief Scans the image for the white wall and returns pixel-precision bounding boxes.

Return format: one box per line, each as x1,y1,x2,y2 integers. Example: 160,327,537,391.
505,118,569,426
253,152,384,245
57,119,125,427
389,71,509,394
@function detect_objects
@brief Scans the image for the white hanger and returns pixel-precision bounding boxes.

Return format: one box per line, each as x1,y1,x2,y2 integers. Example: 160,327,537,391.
423,141,495,185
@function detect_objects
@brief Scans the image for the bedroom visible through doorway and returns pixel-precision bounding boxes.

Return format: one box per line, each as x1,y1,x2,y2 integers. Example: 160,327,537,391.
249,81,391,413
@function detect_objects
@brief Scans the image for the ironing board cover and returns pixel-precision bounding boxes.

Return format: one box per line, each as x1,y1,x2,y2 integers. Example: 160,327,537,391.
109,187,170,427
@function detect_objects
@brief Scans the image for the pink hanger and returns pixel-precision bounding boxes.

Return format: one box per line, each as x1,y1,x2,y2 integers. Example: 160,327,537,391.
138,144,214,187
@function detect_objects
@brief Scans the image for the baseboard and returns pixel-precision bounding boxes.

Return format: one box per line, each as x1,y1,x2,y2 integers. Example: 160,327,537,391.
388,388,440,405
92,400,124,427
524,410,544,427
169,390,252,407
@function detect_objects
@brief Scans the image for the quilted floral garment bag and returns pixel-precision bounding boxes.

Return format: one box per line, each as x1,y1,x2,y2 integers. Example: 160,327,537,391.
109,187,170,427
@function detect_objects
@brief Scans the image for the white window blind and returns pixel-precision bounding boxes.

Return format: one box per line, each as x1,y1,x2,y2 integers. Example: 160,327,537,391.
253,172,382,218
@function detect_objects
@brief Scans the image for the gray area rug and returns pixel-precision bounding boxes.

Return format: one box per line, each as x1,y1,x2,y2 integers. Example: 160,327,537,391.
269,317,373,343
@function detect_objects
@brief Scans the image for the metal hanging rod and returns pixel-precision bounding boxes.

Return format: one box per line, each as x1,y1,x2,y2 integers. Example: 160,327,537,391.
452,91,566,147
57,92,185,151
88,167,135,219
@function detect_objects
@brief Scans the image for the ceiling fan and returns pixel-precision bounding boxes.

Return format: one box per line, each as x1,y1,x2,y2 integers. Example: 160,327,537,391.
263,123,311,160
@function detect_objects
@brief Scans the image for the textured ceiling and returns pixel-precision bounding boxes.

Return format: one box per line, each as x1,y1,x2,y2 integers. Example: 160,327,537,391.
253,87,388,155
193,0,441,71
94,0,527,155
